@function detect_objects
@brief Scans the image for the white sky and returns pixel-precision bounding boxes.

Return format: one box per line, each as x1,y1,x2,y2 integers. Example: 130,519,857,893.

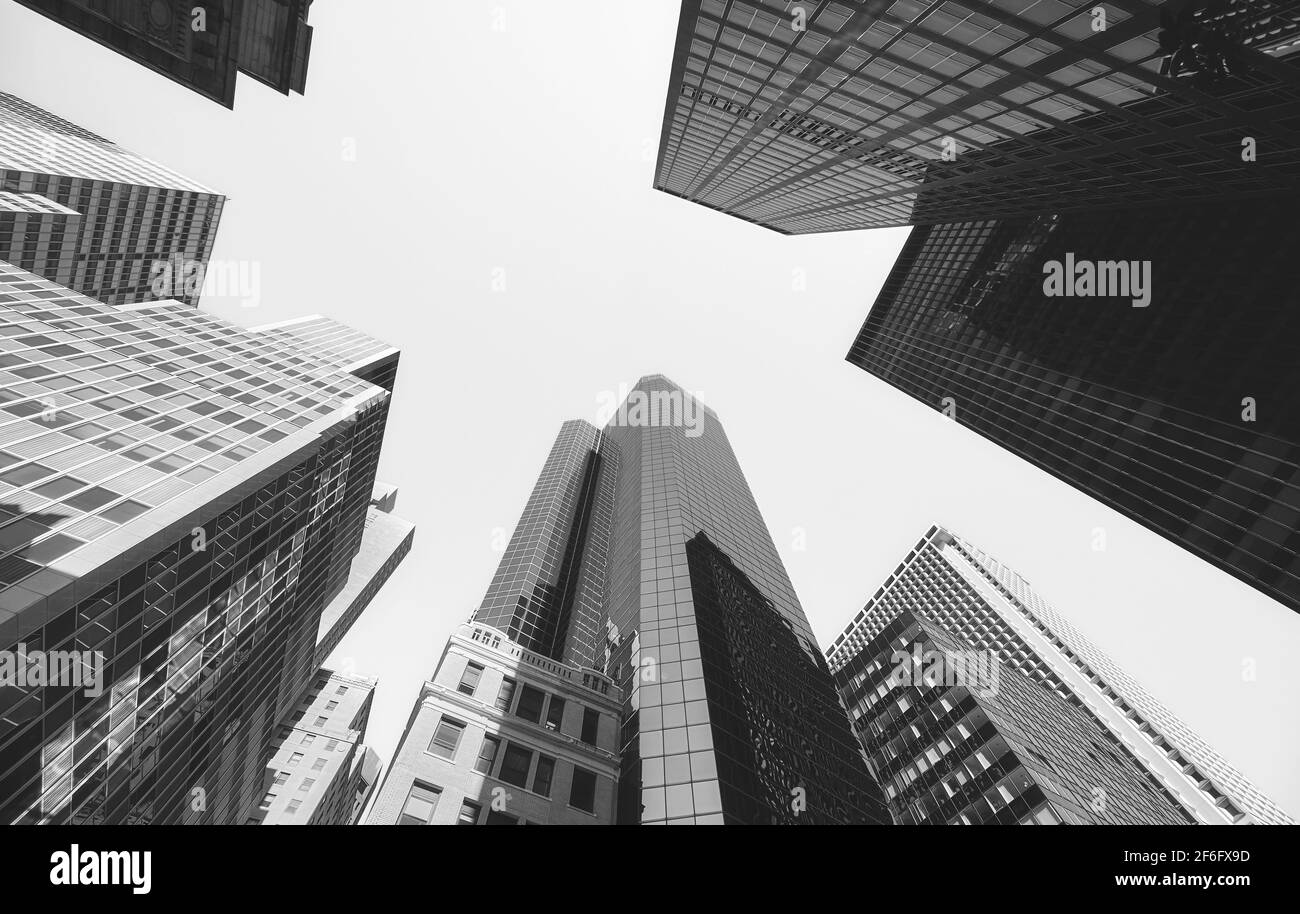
2,1,1296,820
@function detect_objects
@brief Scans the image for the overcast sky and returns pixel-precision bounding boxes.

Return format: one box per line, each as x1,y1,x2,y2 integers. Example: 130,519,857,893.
3,1,1296,819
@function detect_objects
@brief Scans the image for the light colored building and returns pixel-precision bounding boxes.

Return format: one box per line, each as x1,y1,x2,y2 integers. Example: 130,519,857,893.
254,669,378,825
368,622,621,825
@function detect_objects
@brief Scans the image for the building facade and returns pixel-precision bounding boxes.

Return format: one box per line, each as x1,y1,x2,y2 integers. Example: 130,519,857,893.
0,91,224,307
367,622,622,825
847,195,1300,613
253,316,400,394
254,668,377,825
839,610,1194,824
654,0,1300,232
827,525,1295,824
0,258,403,824
14,0,314,108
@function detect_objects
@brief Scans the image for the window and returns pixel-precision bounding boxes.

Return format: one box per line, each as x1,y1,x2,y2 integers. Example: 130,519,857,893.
301,733,315,746
532,755,556,798
457,800,481,825
311,758,327,771
313,716,328,727
259,792,275,810
300,778,316,791
272,771,288,786
515,685,546,724
496,678,516,712
288,752,303,766
399,782,441,825
498,743,532,788
570,767,597,813
335,686,348,696
429,717,466,760
325,739,338,751
475,735,500,775
325,701,339,712
580,708,600,746
458,662,484,696
545,696,565,731
286,800,301,814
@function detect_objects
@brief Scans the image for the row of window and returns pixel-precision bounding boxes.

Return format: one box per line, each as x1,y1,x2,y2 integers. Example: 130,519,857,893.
457,662,600,745
400,783,518,825
398,768,597,825
425,716,599,814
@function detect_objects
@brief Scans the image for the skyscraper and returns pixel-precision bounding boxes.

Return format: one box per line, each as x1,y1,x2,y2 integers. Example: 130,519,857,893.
0,258,405,824
0,91,224,306
846,195,1300,613
469,419,613,665
654,0,1300,232
14,0,315,108
374,376,889,824
254,668,378,825
838,609,1194,823
827,525,1295,824
596,376,885,824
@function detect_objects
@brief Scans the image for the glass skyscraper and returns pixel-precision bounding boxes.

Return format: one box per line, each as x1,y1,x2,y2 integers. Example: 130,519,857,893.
14,1,314,108
380,376,888,824
0,91,224,307
847,195,1300,613
0,256,405,823
654,0,1300,232
827,525,1295,824
596,376,885,824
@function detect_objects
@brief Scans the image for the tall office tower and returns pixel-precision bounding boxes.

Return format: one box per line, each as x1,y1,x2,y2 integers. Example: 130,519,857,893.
0,259,405,824
379,377,888,824
368,622,623,825
595,376,887,824
470,419,615,665
827,526,1296,824
838,610,1194,823
14,0,314,108
253,668,377,825
654,0,1300,232
847,195,1300,612
0,91,224,306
